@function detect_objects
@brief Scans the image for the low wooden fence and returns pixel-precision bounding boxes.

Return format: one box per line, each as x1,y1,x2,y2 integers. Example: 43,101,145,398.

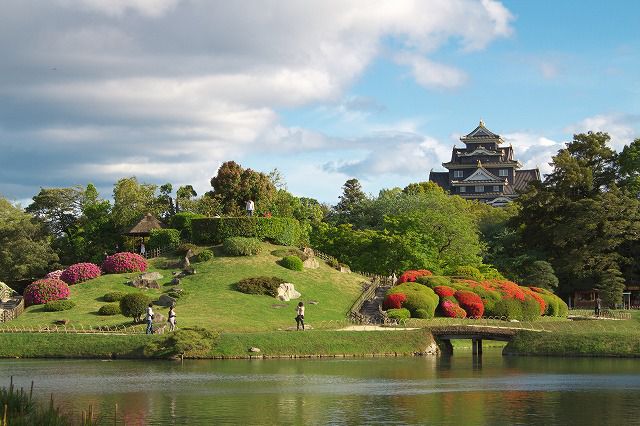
0,298,24,323
0,323,147,335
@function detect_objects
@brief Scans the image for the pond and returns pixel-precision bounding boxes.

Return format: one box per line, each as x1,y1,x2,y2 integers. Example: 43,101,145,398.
3,350,640,425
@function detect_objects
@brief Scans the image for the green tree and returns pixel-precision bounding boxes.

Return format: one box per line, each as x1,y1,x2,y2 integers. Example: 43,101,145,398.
521,260,559,290
112,177,159,229
210,161,275,215
618,138,640,196
0,198,58,282
330,178,370,227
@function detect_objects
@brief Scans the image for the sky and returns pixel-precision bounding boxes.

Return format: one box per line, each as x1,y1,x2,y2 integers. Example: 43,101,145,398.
1,0,639,204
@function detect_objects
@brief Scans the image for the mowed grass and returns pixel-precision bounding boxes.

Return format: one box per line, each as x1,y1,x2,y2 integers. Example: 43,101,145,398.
5,243,366,332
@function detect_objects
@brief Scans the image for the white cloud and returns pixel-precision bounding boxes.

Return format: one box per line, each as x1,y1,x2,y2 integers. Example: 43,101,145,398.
503,132,563,175
58,0,181,17
395,53,468,89
566,114,639,151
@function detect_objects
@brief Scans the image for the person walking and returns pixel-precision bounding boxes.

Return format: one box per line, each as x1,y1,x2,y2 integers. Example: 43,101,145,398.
146,303,154,334
595,296,602,317
246,199,255,217
295,301,305,331
168,305,177,332
140,241,146,257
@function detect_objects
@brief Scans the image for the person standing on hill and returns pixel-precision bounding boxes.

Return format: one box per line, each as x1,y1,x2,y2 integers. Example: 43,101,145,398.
295,302,305,331
168,305,177,332
146,303,154,334
246,199,255,216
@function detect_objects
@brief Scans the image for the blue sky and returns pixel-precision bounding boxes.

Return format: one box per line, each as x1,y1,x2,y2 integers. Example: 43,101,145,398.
1,0,638,204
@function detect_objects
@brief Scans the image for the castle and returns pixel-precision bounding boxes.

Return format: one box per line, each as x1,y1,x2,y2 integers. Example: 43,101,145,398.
429,121,540,206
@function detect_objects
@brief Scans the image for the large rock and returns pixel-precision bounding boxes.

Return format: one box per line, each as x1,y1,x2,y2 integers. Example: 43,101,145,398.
157,294,177,307
0,282,16,303
302,258,319,269
276,283,301,302
127,278,160,289
141,272,163,281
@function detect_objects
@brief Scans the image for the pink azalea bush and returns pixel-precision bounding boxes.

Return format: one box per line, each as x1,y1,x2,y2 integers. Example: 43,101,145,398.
60,262,102,284
45,270,64,280
24,279,70,306
102,252,148,274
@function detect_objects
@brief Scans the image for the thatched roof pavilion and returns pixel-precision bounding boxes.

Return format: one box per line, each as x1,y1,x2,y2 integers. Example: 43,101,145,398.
124,213,164,237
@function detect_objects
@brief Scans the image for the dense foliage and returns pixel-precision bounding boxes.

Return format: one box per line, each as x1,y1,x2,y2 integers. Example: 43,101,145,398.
148,228,181,250
170,212,207,240
60,262,102,284
43,299,76,312
195,249,214,262
119,293,152,322
223,237,262,256
235,276,286,297
98,304,121,316
279,255,304,271
386,282,439,319
192,217,305,246
102,252,148,273
23,279,70,306
398,270,433,283
103,291,126,302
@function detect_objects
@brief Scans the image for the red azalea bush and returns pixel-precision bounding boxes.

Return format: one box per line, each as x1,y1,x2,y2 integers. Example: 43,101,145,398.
523,288,547,315
60,262,102,284
102,252,148,274
45,270,64,280
24,279,70,306
383,293,407,310
433,285,455,298
398,269,433,283
454,290,485,318
441,300,467,318
492,280,526,302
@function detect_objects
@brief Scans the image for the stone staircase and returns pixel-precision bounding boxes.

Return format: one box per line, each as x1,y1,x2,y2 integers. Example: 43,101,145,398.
359,283,393,323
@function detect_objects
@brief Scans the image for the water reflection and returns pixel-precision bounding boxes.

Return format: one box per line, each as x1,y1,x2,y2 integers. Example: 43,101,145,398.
2,351,640,425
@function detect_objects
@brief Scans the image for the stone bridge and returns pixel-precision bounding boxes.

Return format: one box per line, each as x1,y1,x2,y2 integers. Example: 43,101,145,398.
428,325,523,355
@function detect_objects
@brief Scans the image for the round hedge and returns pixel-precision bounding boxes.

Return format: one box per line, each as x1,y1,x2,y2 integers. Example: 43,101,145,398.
235,276,285,297
454,290,485,318
102,252,148,274
386,308,411,321
98,304,121,316
387,282,438,319
45,270,64,280
24,279,70,306
119,293,152,322
103,291,126,302
223,237,262,256
195,249,214,263
279,255,303,271
43,300,76,312
60,262,102,284
383,293,406,310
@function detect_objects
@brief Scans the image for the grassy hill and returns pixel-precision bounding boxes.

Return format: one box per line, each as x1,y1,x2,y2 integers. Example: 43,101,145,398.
7,243,366,332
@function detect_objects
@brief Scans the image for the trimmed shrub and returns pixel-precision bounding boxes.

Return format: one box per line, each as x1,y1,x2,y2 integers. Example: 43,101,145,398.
398,270,433,283
98,304,121,316
102,252,148,274
279,255,303,271
454,290,485,318
176,243,198,257
192,217,304,246
521,295,542,321
103,291,126,302
451,266,484,281
148,228,181,250
223,237,262,256
119,293,152,322
383,293,407,310
441,300,467,318
235,276,286,297
417,275,452,288
45,270,64,280
387,282,438,319
43,300,76,312
469,286,501,314
194,249,214,263
171,212,207,240
60,262,102,284
271,248,309,262
433,285,455,298
491,297,523,320
386,308,411,321
523,287,547,315
24,279,70,306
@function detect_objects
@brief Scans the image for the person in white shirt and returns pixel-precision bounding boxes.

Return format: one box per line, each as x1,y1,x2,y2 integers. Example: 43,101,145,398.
168,305,176,332
140,241,146,257
295,302,305,331
146,304,154,334
246,199,255,216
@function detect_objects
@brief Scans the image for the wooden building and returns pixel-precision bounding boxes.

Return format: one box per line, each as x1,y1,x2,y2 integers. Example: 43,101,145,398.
429,121,540,206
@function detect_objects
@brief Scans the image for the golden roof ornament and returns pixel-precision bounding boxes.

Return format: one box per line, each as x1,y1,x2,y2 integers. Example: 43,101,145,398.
479,119,485,127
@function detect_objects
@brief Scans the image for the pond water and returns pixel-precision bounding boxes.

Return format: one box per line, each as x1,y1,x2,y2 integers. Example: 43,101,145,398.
3,350,640,425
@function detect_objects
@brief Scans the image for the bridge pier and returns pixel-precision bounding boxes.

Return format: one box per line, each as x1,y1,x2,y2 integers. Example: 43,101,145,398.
472,338,483,356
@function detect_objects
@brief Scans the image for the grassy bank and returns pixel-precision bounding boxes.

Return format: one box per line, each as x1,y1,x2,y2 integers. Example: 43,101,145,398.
504,330,640,357
0,333,160,358
211,329,433,357
0,329,433,359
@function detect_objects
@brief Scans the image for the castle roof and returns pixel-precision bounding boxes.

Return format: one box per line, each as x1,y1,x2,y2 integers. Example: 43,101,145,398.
460,120,503,144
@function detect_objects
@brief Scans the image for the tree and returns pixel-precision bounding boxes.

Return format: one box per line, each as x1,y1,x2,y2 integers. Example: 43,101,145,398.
210,161,275,215
330,178,370,227
157,183,175,219
0,198,58,282
112,177,159,229
618,138,640,197
176,185,197,212
521,261,559,290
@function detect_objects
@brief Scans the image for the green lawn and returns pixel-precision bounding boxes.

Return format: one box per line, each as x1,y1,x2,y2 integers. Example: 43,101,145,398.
4,243,366,332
